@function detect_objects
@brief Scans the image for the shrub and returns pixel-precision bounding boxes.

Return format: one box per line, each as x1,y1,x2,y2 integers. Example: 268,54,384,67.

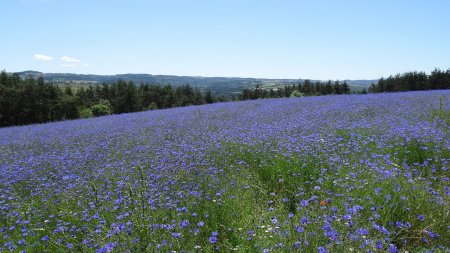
290,90,303,98
78,107,93,118
145,102,158,111
91,99,112,117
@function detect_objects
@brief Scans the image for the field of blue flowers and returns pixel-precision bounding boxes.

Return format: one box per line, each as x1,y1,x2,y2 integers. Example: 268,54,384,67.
0,90,449,252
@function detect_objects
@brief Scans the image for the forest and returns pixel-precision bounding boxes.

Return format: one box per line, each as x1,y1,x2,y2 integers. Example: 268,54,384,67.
368,68,450,92
0,71,214,127
241,79,351,100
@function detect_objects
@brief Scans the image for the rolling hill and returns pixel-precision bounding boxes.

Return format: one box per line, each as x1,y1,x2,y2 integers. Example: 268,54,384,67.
14,71,376,95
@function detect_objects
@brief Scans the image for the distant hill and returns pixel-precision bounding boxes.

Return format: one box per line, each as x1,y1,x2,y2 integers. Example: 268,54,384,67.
14,71,377,95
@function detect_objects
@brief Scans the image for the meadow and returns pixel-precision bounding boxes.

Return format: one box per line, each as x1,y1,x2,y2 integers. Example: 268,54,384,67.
0,90,449,252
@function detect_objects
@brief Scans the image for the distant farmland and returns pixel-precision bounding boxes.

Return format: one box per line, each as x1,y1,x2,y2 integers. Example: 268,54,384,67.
15,70,375,96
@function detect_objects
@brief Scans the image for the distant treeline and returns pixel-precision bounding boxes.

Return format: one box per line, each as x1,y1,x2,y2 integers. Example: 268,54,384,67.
2,68,449,127
0,70,217,127
369,68,450,92
241,80,351,100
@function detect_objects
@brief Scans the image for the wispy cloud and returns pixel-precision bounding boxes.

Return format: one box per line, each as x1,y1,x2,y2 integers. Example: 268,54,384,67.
60,56,81,63
34,54,53,61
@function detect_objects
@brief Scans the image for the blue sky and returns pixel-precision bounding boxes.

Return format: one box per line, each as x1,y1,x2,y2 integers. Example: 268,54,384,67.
1,0,449,80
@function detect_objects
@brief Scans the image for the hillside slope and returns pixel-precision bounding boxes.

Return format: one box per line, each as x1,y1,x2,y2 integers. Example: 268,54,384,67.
0,91,448,252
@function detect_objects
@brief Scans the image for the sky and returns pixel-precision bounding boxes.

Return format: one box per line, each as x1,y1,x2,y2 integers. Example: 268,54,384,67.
1,0,449,80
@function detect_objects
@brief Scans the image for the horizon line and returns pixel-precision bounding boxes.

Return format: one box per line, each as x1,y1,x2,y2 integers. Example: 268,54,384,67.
9,69,383,81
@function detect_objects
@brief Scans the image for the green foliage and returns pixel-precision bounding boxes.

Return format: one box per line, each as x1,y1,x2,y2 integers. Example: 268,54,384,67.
0,71,76,126
145,102,158,111
91,99,112,116
369,68,450,93
430,96,450,127
290,90,303,98
241,80,352,100
205,90,214,104
0,71,220,127
209,137,449,252
78,107,93,118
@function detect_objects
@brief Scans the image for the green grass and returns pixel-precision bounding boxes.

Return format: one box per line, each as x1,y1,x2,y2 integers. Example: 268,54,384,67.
430,96,450,126
5,135,449,252
205,134,449,252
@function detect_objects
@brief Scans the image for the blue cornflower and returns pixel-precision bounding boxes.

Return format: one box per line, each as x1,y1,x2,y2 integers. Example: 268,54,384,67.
197,221,204,227
427,230,439,238
342,214,352,220
376,240,383,250
209,236,217,244
97,242,116,253
300,217,308,224
300,200,309,207
41,235,49,241
388,243,398,253
381,226,390,235
247,230,254,241
348,233,358,241
309,195,318,201
271,217,278,224
374,188,382,195
356,227,369,236
417,214,425,221
373,224,390,235
7,243,17,251
209,231,218,243
318,246,328,253
180,220,189,228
